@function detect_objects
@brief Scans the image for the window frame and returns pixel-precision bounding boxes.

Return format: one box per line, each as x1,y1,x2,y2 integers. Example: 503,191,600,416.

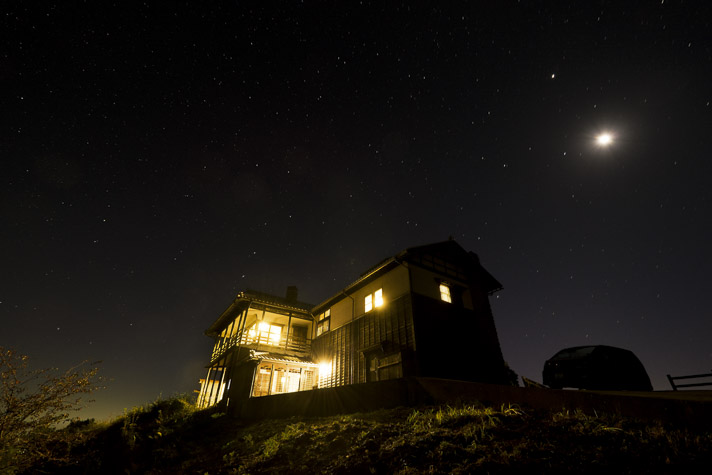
247,322,283,346
365,288,384,313
439,282,452,303
374,288,383,307
316,308,331,336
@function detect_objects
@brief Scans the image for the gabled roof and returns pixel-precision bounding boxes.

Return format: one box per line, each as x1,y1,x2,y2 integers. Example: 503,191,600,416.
400,239,503,294
312,239,502,313
239,289,313,313
206,240,502,335
206,288,313,336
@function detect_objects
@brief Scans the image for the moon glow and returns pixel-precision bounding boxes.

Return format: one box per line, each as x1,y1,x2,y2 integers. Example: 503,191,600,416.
596,133,613,147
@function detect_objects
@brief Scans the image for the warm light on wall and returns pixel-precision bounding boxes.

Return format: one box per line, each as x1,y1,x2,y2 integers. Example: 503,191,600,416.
319,361,332,378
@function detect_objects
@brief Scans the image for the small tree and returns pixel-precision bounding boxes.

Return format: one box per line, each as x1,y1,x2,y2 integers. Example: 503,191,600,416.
0,347,101,473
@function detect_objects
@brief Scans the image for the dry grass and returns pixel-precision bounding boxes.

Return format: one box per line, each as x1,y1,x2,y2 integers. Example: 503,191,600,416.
20,397,712,474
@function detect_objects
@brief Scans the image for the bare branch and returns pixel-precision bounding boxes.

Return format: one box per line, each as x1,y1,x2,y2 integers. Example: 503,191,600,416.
0,347,102,473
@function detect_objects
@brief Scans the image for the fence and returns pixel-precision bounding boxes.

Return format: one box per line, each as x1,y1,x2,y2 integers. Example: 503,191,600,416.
666,371,712,390
210,330,310,362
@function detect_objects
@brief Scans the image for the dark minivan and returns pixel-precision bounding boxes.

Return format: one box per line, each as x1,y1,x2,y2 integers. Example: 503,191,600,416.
543,345,652,391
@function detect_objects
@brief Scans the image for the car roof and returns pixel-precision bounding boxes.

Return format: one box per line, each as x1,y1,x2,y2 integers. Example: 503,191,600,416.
550,345,634,360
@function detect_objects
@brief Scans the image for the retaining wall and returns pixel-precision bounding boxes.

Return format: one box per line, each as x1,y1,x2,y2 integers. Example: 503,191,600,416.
228,377,712,429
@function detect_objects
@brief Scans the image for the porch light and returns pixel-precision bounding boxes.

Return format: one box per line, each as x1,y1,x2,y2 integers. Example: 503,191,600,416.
319,361,332,378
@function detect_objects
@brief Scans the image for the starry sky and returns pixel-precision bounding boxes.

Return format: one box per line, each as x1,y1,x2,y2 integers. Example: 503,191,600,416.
3,2,711,420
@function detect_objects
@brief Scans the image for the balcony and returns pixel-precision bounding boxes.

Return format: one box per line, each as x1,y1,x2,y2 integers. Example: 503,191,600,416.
210,329,311,363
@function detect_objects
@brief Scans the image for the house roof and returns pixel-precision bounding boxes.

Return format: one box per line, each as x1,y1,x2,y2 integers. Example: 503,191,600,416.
400,240,503,293
205,288,313,336
253,352,318,366
205,239,502,335
311,239,503,313
239,289,313,312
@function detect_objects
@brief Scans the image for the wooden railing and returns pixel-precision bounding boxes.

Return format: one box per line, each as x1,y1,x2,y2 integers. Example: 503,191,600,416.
666,371,712,390
211,330,310,362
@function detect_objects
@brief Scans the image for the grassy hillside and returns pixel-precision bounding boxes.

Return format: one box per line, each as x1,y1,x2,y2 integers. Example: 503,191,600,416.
23,396,712,474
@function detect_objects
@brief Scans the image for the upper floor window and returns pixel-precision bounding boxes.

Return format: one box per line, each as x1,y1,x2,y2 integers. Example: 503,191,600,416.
365,288,384,312
439,283,452,303
247,322,282,345
316,308,331,336
374,288,383,307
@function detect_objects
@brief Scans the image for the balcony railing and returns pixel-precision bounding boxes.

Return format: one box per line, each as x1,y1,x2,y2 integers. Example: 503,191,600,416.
210,330,311,362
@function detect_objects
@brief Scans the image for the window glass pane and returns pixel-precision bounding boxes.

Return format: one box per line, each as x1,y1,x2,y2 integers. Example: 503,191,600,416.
365,294,373,312
301,369,315,391
286,368,301,392
271,365,288,394
268,324,281,344
247,323,282,345
439,284,452,303
374,288,383,307
253,364,272,397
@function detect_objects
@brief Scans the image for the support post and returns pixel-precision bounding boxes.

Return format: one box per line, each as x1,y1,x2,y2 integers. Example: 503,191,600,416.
286,312,292,350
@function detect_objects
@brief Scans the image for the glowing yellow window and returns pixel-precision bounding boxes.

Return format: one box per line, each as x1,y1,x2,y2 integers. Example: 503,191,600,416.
365,288,383,312
439,284,452,303
268,325,281,345
374,288,383,307
248,322,282,345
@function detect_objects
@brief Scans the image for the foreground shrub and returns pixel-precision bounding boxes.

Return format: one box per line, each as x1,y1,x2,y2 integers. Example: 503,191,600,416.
0,347,101,474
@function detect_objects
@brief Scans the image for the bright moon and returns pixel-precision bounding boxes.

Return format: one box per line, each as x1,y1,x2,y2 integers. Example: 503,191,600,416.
596,133,613,146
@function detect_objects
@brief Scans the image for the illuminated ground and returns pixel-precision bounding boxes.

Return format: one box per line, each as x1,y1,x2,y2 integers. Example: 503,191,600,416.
27,394,712,474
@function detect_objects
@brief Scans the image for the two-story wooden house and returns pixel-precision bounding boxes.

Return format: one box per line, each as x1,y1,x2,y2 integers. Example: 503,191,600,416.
196,287,317,408
197,240,509,410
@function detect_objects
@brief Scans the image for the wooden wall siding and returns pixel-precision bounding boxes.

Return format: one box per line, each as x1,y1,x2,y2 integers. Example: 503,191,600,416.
312,294,416,388
409,292,508,384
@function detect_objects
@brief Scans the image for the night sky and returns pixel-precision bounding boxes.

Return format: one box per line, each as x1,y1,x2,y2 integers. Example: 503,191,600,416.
3,2,711,420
